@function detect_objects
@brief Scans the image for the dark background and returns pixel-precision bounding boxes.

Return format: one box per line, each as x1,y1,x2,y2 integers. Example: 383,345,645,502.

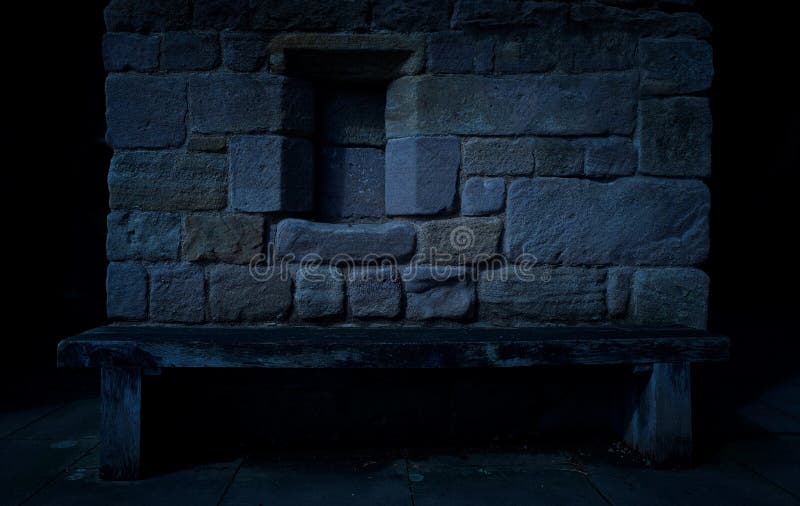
1,1,797,456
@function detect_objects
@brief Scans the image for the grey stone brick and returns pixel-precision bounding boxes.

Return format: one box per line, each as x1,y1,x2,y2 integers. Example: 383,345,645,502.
569,4,711,39
427,32,484,74
108,151,227,211
584,137,637,177
104,0,191,32
417,217,503,263
193,0,247,30
372,0,450,31
209,264,291,321
318,147,385,220
249,0,369,31
229,135,313,212
221,31,269,71
385,137,459,216
534,138,584,177
347,266,402,318
188,73,313,135
462,178,505,216
102,33,160,72
403,265,474,320
505,177,710,265
567,28,637,72
638,97,712,177
107,211,181,261
640,38,713,96
630,268,709,329
187,134,227,153
149,263,205,322
452,0,568,28
106,262,148,320
275,219,416,263
161,32,219,71
320,90,386,146
105,74,186,148
386,73,637,137
494,27,561,73
462,138,534,176
183,213,264,264
295,266,345,319
479,267,607,321
606,266,633,318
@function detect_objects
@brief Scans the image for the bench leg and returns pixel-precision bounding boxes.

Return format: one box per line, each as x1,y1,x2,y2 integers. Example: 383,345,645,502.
624,362,692,467
100,367,142,480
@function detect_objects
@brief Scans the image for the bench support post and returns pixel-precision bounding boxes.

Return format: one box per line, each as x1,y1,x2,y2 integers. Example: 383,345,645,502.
100,367,142,480
624,362,692,466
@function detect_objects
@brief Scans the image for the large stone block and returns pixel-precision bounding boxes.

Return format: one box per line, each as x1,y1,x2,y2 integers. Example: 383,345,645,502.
416,217,503,263
403,265,474,320
161,31,219,71
638,97,712,177
249,0,369,31
569,4,711,39
221,32,270,72
229,135,313,212
106,262,147,320
371,0,450,31
275,219,416,263
106,74,186,148
320,90,386,146
107,211,181,261
294,266,345,319
494,27,561,73
347,266,402,319
462,178,505,216
193,0,247,29
386,73,637,137
462,138,534,176
385,137,459,216
567,28,638,72
505,177,710,265
105,0,191,32
108,151,227,211
533,138,584,177
479,267,607,321
318,147,385,220
209,264,291,321
584,137,637,177
640,38,713,96
630,268,709,329
149,263,205,322
188,73,313,135
452,0,568,28
183,213,264,264
102,33,160,72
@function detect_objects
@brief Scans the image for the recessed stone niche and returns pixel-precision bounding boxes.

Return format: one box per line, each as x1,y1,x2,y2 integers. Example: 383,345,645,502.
103,1,714,328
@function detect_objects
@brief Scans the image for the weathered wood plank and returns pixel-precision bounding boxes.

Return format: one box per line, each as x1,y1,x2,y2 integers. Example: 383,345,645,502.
100,367,141,480
58,325,729,370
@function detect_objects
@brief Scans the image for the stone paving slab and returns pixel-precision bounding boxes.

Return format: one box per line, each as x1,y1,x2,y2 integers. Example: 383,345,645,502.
9,399,99,441
719,436,800,498
0,404,63,439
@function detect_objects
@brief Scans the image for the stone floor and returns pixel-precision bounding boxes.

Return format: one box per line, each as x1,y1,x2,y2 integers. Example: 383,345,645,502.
1,376,798,506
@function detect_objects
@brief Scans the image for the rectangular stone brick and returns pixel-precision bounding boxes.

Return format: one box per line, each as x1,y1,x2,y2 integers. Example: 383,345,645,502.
452,0,568,28
295,266,345,319
534,138,584,177
630,268,709,329
149,263,205,323
461,178,505,216
107,262,147,320
104,0,191,32
494,27,561,73
427,32,494,74
403,265,474,321
193,0,247,30
183,213,264,264
584,137,637,177
372,0,450,31
568,29,638,72
107,211,181,261
640,38,713,96
103,33,160,72
318,147,385,220
108,151,227,211
248,0,369,31
385,137,459,216
347,266,402,319
161,31,219,70
221,31,269,71
209,264,291,321
416,217,503,264
462,138,534,176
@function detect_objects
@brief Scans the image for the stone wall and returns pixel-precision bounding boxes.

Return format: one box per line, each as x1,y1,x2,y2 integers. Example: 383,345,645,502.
103,0,713,328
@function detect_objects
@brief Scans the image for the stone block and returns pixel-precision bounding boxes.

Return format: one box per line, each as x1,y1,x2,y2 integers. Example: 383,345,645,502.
102,33,160,71
385,137,459,216
209,264,291,321
193,0,247,29
630,268,709,329
494,27,561,73
462,178,505,216
320,90,386,146
347,266,402,318
371,0,450,31
149,263,205,322
229,135,313,212
187,135,227,153
318,147,385,220
569,4,711,39
106,262,147,320
403,265,474,320
640,38,713,95
106,74,186,148
221,31,269,71
161,31,219,70
107,211,181,261
606,266,633,318
427,32,494,74
534,138,584,177
249,0,369,31
567,28,638,72
452,0,568,28
505,177,710,265
295,266,345,319
183,213,264,264
417,217,503,263
108,151,227,211
462,138,534,176
105,0,191,32
584,137,637,177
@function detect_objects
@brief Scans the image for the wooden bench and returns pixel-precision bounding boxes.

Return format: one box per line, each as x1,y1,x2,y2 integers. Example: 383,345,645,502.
57,325,729,480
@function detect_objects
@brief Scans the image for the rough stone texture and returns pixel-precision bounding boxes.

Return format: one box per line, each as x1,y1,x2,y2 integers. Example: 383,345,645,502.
479,267,607,321
584,137,637,177
638,97,712,178
320,90,386,146
275,219,416,263
249,0,369,31
462,178,506,216
318,147,385,220
188,73,313,135
630,268,709,329
184,213,264,264
209,264,291,321
106,263,147,320
417,217,503,263
193,0,247,30
106,74,186,148
229,135,313,212
534,138,584,177
103,33,160,72
187,134,227,153
221,31,269,72
160,31,219,70
452,0,568,28
149,263,205,323
295,267,345,319
640,38,713,96
568,28,638,72
385,137,460,216
386,73,638,137
107,211,181,261
569,4,712,39
104,0,191,32
607,266,634,318
403,265,474,320
347,266,402,318
108,151,227,211
505,178,710,265
428,32,478,74
462,138,534,176
494,27,561,73
371,0,450,31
